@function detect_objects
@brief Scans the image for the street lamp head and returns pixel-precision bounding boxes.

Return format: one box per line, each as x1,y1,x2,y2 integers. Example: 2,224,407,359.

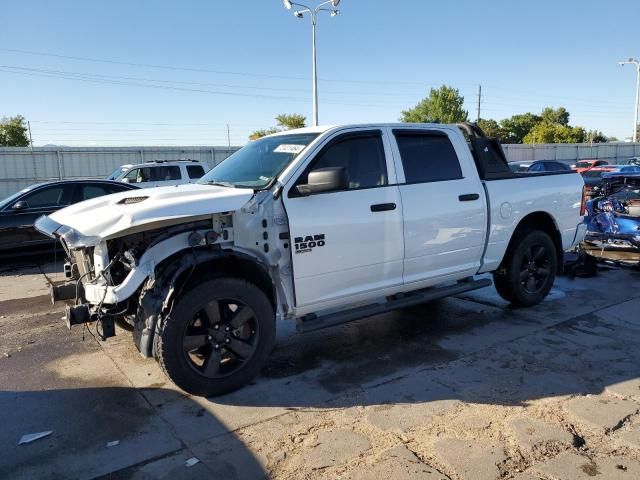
283,0,293,10
331,0,340,6
330,9,339,16
294,10,304,18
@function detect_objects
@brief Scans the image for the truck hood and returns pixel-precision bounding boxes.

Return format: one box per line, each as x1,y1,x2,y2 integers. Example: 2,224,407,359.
47,183,254,241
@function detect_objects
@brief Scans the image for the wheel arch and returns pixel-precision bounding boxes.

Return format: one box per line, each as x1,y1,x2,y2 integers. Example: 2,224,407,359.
506,211,564,271
135,248,276,358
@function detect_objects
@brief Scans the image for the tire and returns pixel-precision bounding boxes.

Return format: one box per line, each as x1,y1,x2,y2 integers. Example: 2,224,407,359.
493,229,558,307
155,277,275,397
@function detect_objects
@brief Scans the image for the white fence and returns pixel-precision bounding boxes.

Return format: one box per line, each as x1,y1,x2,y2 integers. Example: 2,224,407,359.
1,142,640,199
0,146,239,198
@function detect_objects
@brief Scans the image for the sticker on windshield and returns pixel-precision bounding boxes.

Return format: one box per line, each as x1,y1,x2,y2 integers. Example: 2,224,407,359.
274,144,305,154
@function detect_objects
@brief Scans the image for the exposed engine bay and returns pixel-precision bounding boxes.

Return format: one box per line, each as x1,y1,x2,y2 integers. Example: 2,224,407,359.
582,174,640,267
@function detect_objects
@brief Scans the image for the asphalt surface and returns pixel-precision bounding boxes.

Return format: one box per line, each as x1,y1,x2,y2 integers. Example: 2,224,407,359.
1,255,640,479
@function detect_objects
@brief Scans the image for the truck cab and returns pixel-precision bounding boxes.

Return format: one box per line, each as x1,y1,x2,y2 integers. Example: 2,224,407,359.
37,123,586,397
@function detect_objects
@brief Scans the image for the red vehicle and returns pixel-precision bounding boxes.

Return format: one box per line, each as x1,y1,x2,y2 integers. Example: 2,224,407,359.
571,159,609,173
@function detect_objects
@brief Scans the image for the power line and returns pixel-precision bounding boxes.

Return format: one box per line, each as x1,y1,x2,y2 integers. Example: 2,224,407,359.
0,47,463,86
0,64,438,99
0,67,412,108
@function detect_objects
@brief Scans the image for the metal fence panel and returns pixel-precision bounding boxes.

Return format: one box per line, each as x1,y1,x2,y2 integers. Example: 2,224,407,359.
1,143,640,199
0,146,240,198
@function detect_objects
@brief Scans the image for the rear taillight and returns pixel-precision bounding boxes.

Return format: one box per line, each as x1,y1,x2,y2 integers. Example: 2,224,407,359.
580,185,588,216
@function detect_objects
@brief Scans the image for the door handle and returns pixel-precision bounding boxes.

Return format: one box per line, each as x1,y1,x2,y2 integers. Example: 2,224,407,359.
458,193,480,202
370,203,396,212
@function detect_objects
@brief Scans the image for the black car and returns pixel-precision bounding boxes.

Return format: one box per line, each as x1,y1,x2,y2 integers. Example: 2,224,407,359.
0,179,138,254
508,160,572,173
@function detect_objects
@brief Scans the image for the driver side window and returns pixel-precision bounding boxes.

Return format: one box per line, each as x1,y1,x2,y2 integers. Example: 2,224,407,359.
124,168,141,183
21,186,66,208
296,132,387,193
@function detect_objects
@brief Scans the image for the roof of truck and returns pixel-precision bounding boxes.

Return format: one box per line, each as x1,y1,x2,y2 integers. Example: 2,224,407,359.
269,123,462,137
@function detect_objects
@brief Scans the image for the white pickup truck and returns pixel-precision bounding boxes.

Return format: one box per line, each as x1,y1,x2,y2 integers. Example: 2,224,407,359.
36,123,587,396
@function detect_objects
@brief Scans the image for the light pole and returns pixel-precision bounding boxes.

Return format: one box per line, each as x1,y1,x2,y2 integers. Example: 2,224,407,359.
619,58,640,143
283,0,341,127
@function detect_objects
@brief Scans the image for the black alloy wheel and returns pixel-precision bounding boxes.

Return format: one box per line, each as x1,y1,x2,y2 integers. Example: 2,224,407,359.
519,244,552,294
155,277,275,397
182,298,259,378
493,229,558,307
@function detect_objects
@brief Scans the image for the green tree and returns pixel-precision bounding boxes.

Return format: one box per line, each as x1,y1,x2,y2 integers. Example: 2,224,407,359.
477,118,506,142
400,85,468,124
248,127,279,141
523,123,586,144
586,130,608,143
499,113,541,144
0,115,30,147
249,113,306,140
540,107,570,126
276,113,306,130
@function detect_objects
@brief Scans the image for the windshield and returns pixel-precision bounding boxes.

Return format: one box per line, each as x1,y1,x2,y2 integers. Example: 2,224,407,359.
576,161,591,169
198,133,319,189
0,186,33,210
107,167,126,180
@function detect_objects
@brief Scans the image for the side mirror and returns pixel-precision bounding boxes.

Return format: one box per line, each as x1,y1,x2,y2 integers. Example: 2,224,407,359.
296,167,348,196
12,200,28,210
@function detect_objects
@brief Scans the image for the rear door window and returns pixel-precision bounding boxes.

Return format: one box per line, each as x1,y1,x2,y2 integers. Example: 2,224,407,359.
80,184,110,201
187,165,205,179
394,132,463,183
150,166,181,181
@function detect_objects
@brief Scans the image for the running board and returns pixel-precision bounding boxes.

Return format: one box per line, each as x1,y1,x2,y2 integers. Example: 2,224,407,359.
296,278,492,333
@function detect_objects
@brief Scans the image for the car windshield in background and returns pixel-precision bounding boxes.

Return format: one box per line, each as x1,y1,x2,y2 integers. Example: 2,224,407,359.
198,133,319,189
107,168,126,180
576,161,592,169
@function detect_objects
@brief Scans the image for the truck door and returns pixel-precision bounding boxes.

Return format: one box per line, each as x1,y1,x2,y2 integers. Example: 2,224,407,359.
390,129,486,285
283,129,404,310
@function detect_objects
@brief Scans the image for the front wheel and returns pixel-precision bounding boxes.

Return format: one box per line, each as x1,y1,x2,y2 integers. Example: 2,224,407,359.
155,277,275,396
493,230,557,307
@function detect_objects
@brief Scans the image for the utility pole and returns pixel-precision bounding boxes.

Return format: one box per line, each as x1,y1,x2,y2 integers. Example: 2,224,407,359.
226,124,231,147
476,84,482,123
619,58,640,143
27,121,34,149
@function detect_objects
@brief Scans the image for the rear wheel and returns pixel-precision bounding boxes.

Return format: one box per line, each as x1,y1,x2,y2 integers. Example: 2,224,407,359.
155,277,275,396
493,230,557,307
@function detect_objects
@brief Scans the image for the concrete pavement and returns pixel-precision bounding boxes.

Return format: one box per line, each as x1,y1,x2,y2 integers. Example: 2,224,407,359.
1,257,640,479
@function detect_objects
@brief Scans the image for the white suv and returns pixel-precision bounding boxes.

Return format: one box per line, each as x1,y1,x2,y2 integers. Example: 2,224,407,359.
107,160,209,188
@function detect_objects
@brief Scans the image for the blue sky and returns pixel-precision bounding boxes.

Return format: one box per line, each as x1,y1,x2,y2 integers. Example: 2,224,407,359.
1,0,639,146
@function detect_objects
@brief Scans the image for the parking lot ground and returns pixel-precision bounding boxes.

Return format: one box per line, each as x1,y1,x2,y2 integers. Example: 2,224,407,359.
1,258,640,479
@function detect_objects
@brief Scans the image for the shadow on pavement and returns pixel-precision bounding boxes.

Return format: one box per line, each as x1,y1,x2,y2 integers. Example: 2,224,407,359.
0,386,265,480
207,272,640,412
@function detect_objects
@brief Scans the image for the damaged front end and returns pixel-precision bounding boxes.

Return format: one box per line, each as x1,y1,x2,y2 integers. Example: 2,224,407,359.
33,183,254,346
581,174,640,267
36,214,236,345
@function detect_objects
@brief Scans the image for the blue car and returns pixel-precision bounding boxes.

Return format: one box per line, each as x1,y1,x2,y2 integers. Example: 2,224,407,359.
582,173,640,267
